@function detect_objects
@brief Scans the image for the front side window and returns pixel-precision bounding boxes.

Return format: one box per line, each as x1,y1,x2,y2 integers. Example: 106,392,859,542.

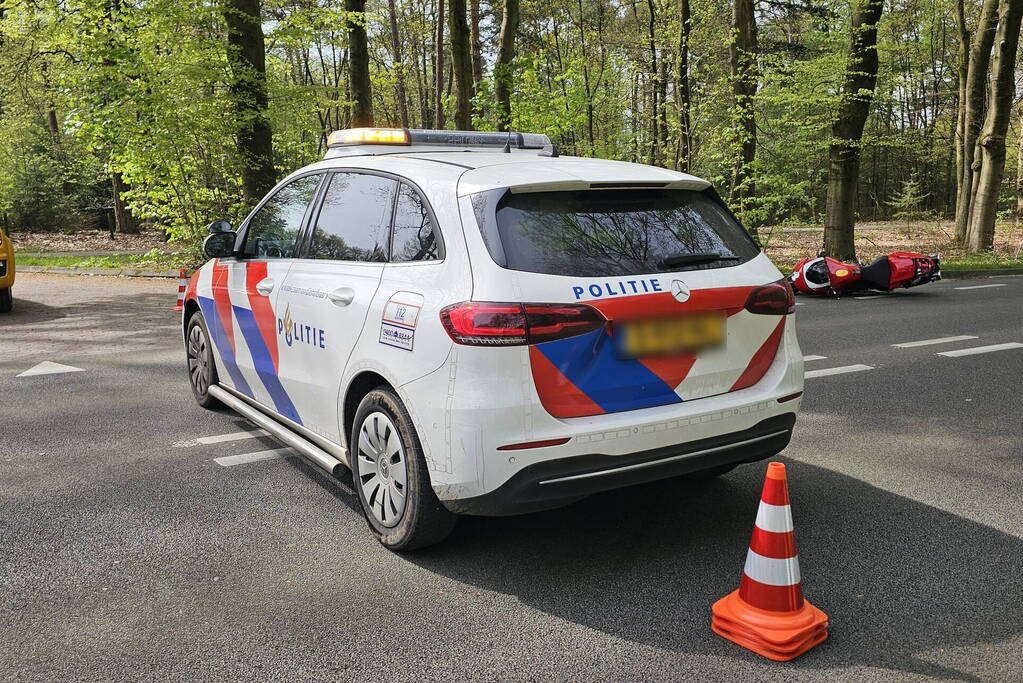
480,188,760,277
308,172,397,262
243,174,321,259
391,183,440,262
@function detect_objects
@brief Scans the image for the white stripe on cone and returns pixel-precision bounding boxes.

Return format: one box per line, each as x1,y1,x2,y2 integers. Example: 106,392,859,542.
754,501,794,533
743,549,802,586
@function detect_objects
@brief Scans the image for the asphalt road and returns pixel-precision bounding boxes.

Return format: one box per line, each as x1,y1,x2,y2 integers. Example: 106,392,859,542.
2,272,1021,682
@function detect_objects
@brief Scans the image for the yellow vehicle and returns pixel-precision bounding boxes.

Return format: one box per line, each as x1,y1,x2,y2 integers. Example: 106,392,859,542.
0,225,14,312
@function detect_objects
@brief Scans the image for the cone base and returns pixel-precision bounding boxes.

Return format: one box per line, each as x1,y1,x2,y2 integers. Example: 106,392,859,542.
711,590,829,661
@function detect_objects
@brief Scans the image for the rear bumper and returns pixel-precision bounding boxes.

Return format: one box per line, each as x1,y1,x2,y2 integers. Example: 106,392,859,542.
442,413,795,516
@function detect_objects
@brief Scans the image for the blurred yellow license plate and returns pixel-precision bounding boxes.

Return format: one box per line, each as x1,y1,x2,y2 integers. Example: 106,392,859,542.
617,313,725,357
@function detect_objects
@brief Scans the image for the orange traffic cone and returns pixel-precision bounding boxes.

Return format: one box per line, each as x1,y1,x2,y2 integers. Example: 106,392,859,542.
711,462,828,661
172,268,187,312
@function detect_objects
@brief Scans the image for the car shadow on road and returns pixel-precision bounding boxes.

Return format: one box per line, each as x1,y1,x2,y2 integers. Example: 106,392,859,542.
405,459,1021,679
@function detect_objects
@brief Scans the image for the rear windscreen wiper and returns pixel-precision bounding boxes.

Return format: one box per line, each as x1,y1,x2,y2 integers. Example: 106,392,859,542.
657,252,740,270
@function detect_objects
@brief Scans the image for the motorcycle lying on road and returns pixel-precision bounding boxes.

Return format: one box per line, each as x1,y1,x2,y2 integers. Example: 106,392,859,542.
789,251,941,297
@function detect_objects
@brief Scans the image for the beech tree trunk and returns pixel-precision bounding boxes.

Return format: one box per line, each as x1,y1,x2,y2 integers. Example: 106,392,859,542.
345,0,373,127
387,0,410,128
966,0,1023,252
1017,104,1023,217
823,0,884,262
729,0,757,227
469,0,483,90
675,0,692,173
223,0,275,205
435,0,446,128
495,0,519,132
954,0,999,244
954,0,969,197
112,172,138,234
448,0,473,129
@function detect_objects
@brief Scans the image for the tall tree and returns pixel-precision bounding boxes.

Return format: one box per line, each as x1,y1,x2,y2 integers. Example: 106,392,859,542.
469,0,483,90
966,0,1023,251
823,0,885,261
434,0,446,128
953,0,969,198
675,0,692,172
346,0,373,127
448,0,474,129
954,0,1000,244
386,0,410,128
494,0,519,132
223,0,275,205
729,0,757,227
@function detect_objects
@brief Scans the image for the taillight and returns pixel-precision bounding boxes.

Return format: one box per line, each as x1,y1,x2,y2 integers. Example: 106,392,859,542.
440,301,605,346
745,278,796,315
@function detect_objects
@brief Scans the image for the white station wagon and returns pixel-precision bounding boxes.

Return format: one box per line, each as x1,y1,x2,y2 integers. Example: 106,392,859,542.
183,128,804,549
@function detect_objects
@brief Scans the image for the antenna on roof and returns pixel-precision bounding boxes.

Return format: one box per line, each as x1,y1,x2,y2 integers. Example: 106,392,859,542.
503,129,513,154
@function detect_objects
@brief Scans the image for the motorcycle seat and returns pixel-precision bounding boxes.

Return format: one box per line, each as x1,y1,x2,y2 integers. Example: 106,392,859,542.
859,256,891,290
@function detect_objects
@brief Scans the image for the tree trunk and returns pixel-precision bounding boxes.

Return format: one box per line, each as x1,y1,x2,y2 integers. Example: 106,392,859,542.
495,0,519,132
434,0,446,128
954,0,1000,243
112,172,138,235
676,0,692,173
966,0,1023,252
823,0,885,262
223,0,276,206
954,0,969,206
645,0,663,166
1016,104,1023,217
448,0,473,129
387,0,410,128
469,0,483,90
729,0,758,229
345,0,373,127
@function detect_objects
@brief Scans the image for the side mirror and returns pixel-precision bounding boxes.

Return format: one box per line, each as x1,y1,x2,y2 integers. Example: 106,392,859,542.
203,231,237,259
207,219,233,234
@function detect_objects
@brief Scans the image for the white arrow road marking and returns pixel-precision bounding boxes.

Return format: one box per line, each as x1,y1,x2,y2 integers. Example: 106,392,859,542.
803,355,827,362
214,448,293,467
892,335,979,348
954,283,1008,290
805,364,874,379
16,361,86,377
172,429,270,448
937,343,1023,358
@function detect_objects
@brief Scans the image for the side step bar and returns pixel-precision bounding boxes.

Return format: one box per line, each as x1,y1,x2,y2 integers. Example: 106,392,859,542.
208,385,346,477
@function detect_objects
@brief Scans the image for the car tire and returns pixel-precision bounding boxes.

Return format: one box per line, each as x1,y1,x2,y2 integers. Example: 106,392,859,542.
185,311,223,409
0,287,12,313
351,387,457,551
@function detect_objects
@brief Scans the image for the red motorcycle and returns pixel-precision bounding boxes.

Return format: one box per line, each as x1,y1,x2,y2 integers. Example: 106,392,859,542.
789,251,941,296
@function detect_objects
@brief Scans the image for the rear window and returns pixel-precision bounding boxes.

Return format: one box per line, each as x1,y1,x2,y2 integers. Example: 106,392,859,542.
477,188,759,277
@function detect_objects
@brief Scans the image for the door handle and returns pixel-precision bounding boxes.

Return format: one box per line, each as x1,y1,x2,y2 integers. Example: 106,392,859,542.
255,277,274,296
328,287,355,307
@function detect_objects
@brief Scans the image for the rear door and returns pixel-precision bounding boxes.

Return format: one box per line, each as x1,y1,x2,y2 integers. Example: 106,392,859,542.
273,171,397,443
466,187,789,418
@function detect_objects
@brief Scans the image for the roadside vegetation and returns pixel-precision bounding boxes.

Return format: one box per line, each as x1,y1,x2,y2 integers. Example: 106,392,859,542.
1,0,1021,266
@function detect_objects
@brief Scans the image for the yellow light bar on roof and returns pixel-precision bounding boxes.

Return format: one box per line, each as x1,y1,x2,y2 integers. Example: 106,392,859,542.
327,128,410,147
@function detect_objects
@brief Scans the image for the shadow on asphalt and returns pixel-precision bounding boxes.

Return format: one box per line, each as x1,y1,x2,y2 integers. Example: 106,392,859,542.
400,459,1021,680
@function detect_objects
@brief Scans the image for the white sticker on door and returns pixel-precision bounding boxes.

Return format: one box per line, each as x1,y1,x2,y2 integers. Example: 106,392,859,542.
380,297,421,352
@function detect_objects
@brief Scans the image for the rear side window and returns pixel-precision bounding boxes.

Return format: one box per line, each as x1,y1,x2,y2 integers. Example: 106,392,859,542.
480,189,759,277
308,172,397,262
391,183,440,262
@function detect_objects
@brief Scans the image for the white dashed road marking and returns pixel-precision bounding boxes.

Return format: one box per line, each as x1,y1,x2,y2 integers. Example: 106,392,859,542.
954,283,1008,290
892,335,979,348
214,448,293,467
173,429,270,448
16,361,86,377
803,355,827,362
937,343,1023,358
805,364,874,379
854,295,890,300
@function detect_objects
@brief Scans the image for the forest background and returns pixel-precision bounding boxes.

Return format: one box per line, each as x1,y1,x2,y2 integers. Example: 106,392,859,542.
2,0,1022,270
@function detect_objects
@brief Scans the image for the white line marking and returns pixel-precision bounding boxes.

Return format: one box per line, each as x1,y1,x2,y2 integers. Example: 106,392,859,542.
172,429,269,448
802,355,827,362
805,364,874,379
892,335,979,348
214,448,293,467
937,343,1023,358
954,283,1008,290
795,302,806,306
16,361,86,377
854,295,890,300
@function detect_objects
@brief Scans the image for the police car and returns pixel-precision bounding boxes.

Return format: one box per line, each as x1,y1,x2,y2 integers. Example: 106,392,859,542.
183,128,804,550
